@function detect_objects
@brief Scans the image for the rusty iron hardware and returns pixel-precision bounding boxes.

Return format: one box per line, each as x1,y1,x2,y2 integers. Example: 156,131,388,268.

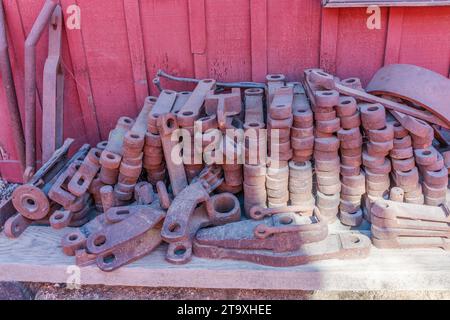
134,182,154,205
68,148,101,197
371,199,450,224
366,64,450,129
266,74,286,105
99,117,135,184
157,113,188,196
1,138,73,227
96,228,162,271
372,236,450,250
24,0,59,179
49,195,92,230
244,88,265,129
86,205,165,255
61,202,165,271
177,79,217,128
11,139,78,220
157,69,265,89
42,5,64,163
161,165,223,243
147,90,177,134
372,224,450,240
194,233,371,267
205,88,242,130
249,204,316,220
5,199,89,238
166,192,241,265
195,211,327,253
172,91,192,114
10,144,89,234
0,1,25,171
307,70,448,128
48,160,83,209
61,213,110,256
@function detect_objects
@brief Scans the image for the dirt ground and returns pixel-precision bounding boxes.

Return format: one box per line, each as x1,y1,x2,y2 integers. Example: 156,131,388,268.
0,282,449,300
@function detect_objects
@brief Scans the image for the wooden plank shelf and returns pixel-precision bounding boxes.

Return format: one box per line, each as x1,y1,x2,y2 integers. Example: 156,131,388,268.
0,223,449,291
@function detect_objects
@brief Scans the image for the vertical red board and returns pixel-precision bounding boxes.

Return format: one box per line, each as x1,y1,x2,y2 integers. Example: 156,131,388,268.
140,0,195,94
335,8,388,86
76,0,137,140
204,0,252,82
397,7,450,77
267,0,321,80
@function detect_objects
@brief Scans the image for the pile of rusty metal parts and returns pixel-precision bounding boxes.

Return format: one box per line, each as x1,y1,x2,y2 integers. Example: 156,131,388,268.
2,62,450,271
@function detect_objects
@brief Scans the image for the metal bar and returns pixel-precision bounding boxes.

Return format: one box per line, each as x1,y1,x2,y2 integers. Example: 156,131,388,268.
157,69,265,89
42,5,64,163
24,0,58,180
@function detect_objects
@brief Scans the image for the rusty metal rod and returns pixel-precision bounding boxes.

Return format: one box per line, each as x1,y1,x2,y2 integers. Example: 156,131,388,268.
24,0,58,178
157,69,266,89
0,1,25,171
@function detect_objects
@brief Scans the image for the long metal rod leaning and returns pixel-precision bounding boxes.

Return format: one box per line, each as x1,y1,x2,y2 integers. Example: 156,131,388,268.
24,0,58,180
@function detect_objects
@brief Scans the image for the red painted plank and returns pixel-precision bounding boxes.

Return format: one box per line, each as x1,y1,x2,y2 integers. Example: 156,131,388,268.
397,7,450,77
188,0,208,79
123,0,149,107
250,0,268,82
60,0,100,146
140,0,194,94
0,68,22,182
320,8,340,74
268,0,321,80
384,8,404,65
75,0,137,139
334,8,388,85
204,0,252,81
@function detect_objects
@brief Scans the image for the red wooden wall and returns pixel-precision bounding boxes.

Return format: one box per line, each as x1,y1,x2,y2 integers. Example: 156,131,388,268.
0,0,449,182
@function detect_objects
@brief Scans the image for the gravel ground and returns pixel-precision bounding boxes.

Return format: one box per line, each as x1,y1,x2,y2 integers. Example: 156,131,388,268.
0,282,449,300
0,179,16,204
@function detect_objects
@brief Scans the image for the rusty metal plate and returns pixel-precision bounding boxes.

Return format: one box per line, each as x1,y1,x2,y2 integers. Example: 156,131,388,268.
166,193,241,265
371,199,450,223
372,236,450,251
195,212,328,253
194,233,371,267
367,64,450,128
86,206,165,255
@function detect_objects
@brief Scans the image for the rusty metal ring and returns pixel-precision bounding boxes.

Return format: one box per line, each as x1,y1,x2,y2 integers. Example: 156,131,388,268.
12,185,50,220
336,96,357,117
100,150,122,169
340,111,361,129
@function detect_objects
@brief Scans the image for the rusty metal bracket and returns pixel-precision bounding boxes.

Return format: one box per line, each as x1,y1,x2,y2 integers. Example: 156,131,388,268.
42,5,64,163
194,233,371,267
195,211,328,253
86,205,165,255
24,0,59,179
11,141,87,222
205,88,242,130
157,113,188,195
161,165,223,243
166,192,241,265
307,69,448,128
1,138,74,228
366,64,450,129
